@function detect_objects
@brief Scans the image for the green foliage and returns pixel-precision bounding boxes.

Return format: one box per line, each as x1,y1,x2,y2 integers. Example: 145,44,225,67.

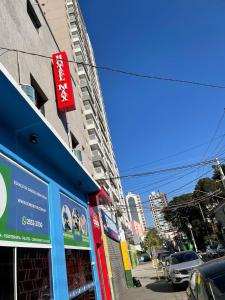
143,228,162,253
163,166,225,250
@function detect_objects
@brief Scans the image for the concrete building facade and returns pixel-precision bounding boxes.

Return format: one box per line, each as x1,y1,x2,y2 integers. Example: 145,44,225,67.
37,0,131,298
0,1,107,300
126,192,147,231
149,192,171,237
39,0,125,209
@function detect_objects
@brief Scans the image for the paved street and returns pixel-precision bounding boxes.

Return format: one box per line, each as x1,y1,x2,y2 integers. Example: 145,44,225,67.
120,262,187,300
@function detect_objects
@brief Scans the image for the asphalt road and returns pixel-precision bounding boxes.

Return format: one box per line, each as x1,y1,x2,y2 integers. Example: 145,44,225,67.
120,262,187,300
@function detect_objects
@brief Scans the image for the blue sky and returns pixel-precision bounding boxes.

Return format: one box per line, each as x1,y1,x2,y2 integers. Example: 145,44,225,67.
79,0,225,226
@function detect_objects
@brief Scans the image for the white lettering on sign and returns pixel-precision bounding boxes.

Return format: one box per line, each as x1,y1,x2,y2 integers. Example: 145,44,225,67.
55,55,69,102
58,83,68,102
56,54,65,81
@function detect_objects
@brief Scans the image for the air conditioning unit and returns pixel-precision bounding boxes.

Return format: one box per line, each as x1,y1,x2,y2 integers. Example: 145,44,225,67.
20,84,36,105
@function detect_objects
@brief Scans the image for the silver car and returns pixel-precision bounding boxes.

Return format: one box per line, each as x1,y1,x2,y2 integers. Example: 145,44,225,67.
165,251,203,290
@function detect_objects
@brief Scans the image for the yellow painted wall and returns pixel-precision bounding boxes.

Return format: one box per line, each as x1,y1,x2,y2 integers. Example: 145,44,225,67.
121,241,131,271
102,233,113,279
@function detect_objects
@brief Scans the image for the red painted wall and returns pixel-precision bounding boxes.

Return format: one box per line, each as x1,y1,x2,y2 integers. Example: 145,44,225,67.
89,204,112,300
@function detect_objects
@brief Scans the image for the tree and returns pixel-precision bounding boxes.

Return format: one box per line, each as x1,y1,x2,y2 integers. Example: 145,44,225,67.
163,192,209,250
143,228,162,255
163,174,224,250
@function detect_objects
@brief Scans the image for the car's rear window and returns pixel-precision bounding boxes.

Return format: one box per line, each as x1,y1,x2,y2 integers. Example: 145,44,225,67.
212,272,225,294
171,252,198,264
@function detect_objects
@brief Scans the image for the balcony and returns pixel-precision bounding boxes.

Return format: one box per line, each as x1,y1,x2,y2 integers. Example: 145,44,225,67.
83,102,94,116
76,54,83,63
80,78,88,88
92,154,105,168
88,133,101,147
86,117,99,131
77,65,85,75
82,90,92,101
94,166,106,180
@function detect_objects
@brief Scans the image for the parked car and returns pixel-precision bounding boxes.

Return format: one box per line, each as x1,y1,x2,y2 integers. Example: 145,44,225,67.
157,251,171,268
206,244,219,258
137,252,151,263
186,257,225,299
165,251,203,290
217,243,225,257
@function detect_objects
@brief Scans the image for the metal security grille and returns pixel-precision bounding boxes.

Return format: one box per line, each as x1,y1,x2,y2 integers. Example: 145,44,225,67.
107,237,127,299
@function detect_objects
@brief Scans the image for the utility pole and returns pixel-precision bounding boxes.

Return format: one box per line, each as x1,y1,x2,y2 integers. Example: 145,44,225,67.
187,223,198,252
215,158,225,189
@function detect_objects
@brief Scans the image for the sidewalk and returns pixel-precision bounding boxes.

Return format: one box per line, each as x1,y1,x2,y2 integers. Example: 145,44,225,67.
120,262,187,300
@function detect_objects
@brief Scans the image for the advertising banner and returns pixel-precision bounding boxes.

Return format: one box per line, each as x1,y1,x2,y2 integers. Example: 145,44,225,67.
60,193,89,248
101,208,120,242
0,153,50,245
89,205,102,244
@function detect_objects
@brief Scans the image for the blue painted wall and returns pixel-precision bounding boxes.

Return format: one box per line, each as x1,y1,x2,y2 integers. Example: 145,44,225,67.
0,142,102,300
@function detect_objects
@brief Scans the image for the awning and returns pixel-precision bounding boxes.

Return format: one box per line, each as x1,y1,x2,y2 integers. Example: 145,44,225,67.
0,63,99,194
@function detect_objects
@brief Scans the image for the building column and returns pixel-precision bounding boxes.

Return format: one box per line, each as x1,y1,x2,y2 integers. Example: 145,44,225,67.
49,182,69,300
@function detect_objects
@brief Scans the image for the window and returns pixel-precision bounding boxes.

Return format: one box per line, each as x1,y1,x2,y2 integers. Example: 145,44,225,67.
30,75,48,115
0,247,52,300
27,0,41,29
65,250,95,299
70,21,76,28
69,132,83,163
70,132,79,151
17,248,52,300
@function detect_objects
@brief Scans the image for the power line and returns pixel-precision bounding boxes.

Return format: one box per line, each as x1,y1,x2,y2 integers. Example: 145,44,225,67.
139,163,220,205
128,150,225,198
123,139,225,194
163,190,223,211
103,158,220,180
121,133,225,173
197,111,225,178
1,46,225,89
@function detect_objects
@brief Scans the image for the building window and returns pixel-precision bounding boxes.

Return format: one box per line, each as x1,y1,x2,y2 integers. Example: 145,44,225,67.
0,247,52,300
65,249,95,299
17,248,52,300
30,75,48,115
27,0,41,29
69,132,83,163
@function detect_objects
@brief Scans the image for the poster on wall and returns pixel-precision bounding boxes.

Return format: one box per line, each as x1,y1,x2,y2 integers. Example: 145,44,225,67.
0,153,50,245
101,207,120,242
60,193,89,248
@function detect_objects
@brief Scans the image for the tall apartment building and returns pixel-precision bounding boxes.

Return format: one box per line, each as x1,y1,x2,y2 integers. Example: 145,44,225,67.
126,192,147,231
149,192,171,237
38,1,131,298
39,0,126,212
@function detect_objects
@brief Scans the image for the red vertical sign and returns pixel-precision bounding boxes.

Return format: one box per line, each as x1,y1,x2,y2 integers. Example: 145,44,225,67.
52,51,76,112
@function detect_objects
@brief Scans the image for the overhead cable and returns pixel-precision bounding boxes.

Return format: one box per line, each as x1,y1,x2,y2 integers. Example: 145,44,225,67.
1,46,225,89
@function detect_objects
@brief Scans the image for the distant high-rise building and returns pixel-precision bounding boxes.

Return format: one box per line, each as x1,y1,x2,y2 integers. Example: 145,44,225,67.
149,192,171,236
126,192,147,231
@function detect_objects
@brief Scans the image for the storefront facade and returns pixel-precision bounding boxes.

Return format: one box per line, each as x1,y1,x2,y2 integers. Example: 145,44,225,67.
101,208,127,299
0,64,102,300
89,191,113,300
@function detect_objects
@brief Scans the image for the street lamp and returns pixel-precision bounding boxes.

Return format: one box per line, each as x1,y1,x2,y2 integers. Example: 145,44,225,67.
187,223,198,252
